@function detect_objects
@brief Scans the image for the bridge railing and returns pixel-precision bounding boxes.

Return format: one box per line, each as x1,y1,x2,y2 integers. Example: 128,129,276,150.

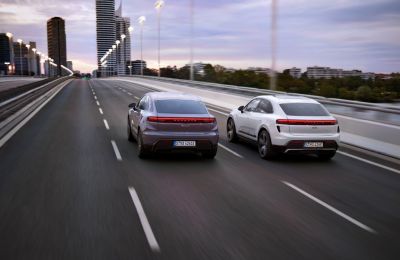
119,75,400,115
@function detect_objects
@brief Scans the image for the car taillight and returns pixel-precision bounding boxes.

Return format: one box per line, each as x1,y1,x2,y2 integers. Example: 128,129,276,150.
147,117,216,123
276,119,337,125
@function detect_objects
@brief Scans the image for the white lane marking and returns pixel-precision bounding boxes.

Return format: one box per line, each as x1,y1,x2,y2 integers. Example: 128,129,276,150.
94,96,97,100
207,107,229,116
99,108,103,115
128,187,161,252
218,143,243,158
128,92,133,96
134,96,140,100
337,151,400,175
96,101,100,106
282,181,377,234
103,119,110,130
0,80,71,148
111,140,122,161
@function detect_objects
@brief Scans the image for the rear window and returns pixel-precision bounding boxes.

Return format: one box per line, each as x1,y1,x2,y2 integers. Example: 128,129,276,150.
280,103,329,116
155,99,208,114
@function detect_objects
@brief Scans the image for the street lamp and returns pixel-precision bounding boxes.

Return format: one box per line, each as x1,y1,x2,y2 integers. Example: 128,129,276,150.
17,39,23,75
32,48,37,76
128,26,134,75
155,0,165,77
121,34,126,75
270,0,278,90
189,0,194,81
116,39,120,75
26,44,31,76
112,45,116,76
108,48,112,77
138,16,146,76
5,33,14,74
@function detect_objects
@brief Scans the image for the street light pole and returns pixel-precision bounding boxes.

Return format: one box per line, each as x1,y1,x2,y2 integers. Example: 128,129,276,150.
6,33,14,74
26,44,31,76
108,48,112,77
32,48,37,76
17,39,23,75
270,0,278,90
189,0,194,81
138,16,146,76
128,26,134,76
155,0,165,78
116,40,120,76
121,34,126,75
112,44,116,76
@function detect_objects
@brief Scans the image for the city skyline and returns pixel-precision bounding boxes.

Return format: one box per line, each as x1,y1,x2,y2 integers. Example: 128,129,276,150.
1,0,399,73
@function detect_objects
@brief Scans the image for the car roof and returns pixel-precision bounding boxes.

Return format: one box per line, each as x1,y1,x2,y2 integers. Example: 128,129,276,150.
146,91,202,101
257,94,320,104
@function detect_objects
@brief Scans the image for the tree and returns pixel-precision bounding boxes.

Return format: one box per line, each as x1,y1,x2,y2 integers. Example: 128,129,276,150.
355,85,373,101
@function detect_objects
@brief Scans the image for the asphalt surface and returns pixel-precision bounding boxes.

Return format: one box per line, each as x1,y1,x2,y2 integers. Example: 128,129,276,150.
0,77,44,91
0,78,399,260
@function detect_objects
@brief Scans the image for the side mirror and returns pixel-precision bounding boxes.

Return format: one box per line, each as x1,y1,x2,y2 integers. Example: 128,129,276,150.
238,106,244,113
128,103,136,109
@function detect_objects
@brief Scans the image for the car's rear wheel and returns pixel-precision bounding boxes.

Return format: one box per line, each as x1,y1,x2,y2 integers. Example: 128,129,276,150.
202,148,217,159
317,150,336,161
137,130,149,158
258,129,276,160
127,117,134,142
227,118,238,143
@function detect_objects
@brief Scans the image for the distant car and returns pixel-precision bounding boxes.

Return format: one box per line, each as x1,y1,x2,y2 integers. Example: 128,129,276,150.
127,92,219,158
227,95,340,160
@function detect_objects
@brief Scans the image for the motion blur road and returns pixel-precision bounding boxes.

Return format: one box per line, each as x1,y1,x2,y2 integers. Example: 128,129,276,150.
0,79,399,259
0,77,44,91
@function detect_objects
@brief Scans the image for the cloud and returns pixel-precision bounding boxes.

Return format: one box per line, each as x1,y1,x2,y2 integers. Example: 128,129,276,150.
1,0,399,73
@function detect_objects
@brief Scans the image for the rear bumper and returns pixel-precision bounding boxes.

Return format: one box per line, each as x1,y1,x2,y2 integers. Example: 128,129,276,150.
142,130,219,152
273,140,339,154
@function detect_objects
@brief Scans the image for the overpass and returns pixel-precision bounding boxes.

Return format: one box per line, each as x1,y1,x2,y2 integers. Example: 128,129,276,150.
0,77,399,259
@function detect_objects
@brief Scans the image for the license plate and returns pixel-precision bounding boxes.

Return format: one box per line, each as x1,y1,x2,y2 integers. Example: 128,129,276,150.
304,142,324,148
173,141,196,147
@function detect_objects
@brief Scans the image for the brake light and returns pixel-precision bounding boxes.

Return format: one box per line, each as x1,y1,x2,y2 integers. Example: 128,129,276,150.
147,116,216,123
276,119,337,125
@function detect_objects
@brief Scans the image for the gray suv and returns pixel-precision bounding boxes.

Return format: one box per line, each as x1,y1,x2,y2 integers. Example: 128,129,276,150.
127,92,219,158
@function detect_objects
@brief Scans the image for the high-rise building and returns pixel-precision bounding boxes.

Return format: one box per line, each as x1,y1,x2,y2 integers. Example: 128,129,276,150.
28,41,41,76
13,42,28,75
47,17,67,76
96,0,116,77
0,33,15,75
115,3,131,75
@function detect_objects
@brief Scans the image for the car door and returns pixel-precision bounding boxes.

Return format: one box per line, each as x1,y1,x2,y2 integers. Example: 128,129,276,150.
131,96,148,134
236,99,260,138
247,99,274,138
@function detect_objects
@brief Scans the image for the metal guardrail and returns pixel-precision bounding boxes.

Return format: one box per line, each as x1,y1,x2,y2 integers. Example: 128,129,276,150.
119,75,400,115
0,77,71,122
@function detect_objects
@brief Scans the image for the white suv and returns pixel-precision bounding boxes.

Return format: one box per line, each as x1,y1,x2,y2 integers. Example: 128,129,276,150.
227,95,340,160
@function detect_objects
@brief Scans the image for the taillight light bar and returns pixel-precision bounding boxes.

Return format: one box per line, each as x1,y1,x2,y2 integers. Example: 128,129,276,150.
276,119,337,125
148,116,216,123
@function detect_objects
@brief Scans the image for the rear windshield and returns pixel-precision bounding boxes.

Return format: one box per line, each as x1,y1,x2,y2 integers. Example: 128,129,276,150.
280,103,329,116
155,99,208,114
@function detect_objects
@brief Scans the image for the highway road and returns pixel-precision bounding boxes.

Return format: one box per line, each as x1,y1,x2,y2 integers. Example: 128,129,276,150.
0,79,399,259
0,77,44,92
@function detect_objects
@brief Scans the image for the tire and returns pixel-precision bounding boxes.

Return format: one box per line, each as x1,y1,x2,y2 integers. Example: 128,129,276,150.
317,150,336,161
257,129,277,160
127,117,134,142
202,148,217,159
137,130,150,158
227,118,238,143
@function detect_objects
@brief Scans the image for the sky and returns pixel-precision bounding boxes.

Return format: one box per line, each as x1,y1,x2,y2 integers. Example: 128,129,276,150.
0,0,399,73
